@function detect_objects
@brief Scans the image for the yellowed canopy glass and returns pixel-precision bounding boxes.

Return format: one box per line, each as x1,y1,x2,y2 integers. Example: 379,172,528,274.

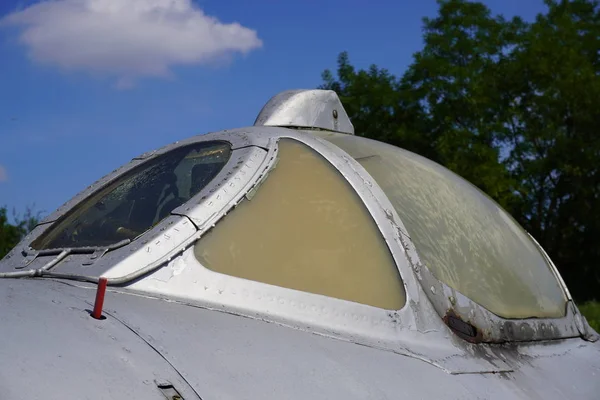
194,139,406,310
316,132,567,319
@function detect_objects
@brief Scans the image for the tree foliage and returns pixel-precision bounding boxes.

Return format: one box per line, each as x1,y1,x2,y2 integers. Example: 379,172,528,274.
0,206,40,260
320,0,600,302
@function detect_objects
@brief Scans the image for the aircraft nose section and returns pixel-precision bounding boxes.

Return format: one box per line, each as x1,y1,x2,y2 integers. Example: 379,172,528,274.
0,279,199,400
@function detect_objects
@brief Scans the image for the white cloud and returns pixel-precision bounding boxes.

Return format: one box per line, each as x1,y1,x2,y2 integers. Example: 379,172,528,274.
1,0,263,86
0,165,7,182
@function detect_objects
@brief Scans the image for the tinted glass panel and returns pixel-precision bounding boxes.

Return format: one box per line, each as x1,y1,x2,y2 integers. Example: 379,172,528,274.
32,142,231,249
316,132,566,319
194,139,406,310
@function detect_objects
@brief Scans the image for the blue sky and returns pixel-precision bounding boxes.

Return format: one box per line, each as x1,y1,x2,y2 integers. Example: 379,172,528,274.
0,0,546,221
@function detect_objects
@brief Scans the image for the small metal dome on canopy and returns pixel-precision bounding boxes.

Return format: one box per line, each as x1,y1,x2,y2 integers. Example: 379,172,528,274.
254,89,355,135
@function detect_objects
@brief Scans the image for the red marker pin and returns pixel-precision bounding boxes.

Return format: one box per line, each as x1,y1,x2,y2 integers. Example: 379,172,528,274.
91,277,108,319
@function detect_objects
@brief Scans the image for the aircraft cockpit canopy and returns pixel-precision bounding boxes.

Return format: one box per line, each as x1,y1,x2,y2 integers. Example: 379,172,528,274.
3,89,589,348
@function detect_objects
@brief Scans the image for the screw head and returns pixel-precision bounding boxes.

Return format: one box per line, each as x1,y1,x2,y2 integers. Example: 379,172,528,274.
332,109,338,119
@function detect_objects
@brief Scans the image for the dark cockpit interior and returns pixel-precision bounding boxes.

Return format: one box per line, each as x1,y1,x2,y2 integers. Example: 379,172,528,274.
30,141,231,250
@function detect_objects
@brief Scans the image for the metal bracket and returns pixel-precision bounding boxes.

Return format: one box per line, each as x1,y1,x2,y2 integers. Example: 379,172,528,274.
82,249,108,266
14,239,130,270
156,380,184,400
16,251,38,269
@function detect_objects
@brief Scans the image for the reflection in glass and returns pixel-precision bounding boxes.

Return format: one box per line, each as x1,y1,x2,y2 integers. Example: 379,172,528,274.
194,139,406,310
316,132,567,319
32,142,231,250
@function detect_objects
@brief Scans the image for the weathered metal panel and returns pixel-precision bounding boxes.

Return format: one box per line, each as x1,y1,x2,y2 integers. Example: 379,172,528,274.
96,283,600,399
2,277,598,399
0,279,200,400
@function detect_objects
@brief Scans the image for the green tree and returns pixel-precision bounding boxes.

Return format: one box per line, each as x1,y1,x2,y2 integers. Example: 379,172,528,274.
500,0,600,300
320,1,524,208
0,207,24,259
399,0,527,208
320,53,437,161
320,0,600,302
0,205,41,259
